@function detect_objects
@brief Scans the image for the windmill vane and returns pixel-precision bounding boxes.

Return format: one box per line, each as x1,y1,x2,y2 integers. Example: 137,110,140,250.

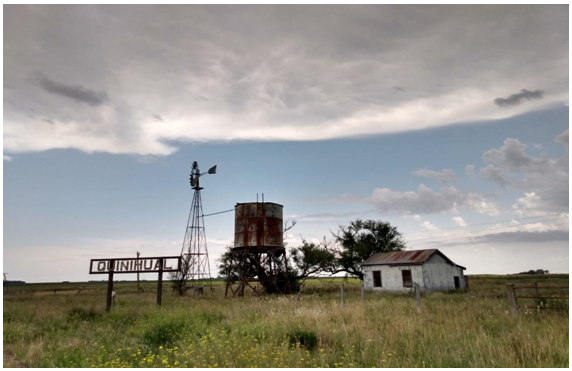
189,161,217,190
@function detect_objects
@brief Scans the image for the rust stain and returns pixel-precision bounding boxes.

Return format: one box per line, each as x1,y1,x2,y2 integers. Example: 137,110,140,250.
362,249,439,265
361,249,465,269
234,202,284,249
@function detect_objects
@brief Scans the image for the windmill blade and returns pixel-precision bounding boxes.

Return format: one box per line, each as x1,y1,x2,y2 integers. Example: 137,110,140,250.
208,165,217,174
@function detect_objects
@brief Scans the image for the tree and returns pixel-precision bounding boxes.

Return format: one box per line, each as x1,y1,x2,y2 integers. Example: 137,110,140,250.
333,219,406,280
289,238,337,284
516,269,549,275
169,255,191,295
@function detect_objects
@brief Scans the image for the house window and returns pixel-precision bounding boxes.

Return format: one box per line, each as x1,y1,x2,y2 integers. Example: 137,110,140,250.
402,270,412,288
373,271,382,287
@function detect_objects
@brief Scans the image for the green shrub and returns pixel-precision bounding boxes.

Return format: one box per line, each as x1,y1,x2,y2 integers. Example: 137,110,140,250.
287,330,318,350
196,311,224,324
66,307,101,322
141,315,186,347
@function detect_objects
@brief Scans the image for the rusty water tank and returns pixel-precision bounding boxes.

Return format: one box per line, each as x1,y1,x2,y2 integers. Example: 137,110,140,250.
234,202,283,250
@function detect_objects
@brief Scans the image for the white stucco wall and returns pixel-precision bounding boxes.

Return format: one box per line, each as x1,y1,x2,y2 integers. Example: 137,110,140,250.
363,264,424,291
422,254,465,291
362,253,466,292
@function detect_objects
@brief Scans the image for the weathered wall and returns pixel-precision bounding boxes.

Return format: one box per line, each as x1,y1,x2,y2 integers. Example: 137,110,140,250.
422,254,465,291
363,264,424,291
363,253,466,292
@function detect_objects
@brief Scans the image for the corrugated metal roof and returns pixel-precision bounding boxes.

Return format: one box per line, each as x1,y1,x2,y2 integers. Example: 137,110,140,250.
360,249,465,269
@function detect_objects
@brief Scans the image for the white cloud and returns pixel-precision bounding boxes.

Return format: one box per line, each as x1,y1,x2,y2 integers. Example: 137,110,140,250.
479,164,508,187
413,168,457,183
3,6,568,156
421,221,439,231
334,183,499,216
452,216,468,227
554,129,568,148
479,134,568,214
4,155,13,161
465,164,475,176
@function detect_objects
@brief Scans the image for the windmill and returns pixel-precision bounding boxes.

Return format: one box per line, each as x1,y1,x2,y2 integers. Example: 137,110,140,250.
179,161,216,295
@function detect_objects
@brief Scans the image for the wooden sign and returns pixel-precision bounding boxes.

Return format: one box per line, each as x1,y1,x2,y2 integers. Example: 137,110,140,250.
89,255,182,312
89,256,181,274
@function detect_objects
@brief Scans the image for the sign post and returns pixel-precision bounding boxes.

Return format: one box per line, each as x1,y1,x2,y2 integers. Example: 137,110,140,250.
157,258,163,306
89,256,181,310
106,259,115,312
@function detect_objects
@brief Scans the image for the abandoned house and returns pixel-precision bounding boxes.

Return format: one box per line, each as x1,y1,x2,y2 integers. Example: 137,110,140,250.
361,249,466,292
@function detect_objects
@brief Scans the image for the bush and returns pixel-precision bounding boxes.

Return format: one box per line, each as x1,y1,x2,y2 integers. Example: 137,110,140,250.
66,307,101,321
287,330,318,350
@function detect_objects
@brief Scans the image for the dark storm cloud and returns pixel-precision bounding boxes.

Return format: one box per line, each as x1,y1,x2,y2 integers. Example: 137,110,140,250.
3,5,568,155
38,76,108,107
494,89,544,108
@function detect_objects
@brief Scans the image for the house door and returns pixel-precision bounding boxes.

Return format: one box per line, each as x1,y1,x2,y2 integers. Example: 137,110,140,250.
454,276,460,289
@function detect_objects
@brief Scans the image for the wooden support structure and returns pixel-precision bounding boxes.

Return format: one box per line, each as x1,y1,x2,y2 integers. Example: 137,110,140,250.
137,251,141,294
361,284,365,302
106,259,115,312
341,283,345,306
506,283,518,317
296,283,304,301
157,258,163,307
415,284,421,313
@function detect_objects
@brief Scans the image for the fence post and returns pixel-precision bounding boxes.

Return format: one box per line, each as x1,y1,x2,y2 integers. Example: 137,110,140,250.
506,283,518,317
341,283,345,306
361,284,365,302
296,283,304,301
414,283,422,314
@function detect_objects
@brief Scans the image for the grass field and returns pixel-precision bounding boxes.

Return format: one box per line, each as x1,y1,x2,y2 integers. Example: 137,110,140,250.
3,274,569,368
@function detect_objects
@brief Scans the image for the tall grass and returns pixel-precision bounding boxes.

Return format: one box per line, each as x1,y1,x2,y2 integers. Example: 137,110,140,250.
3,275,568,367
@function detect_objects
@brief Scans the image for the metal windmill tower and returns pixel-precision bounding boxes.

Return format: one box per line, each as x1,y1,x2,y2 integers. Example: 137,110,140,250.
180,161,217,293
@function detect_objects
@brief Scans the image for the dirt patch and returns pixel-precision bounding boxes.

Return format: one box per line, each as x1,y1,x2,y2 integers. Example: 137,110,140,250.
3,350,26,368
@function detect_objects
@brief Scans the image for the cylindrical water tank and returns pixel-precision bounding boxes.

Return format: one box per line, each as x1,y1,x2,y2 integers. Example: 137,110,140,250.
234,202,284,250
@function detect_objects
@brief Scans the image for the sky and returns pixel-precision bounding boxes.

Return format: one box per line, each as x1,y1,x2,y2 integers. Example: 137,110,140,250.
3,5,569,283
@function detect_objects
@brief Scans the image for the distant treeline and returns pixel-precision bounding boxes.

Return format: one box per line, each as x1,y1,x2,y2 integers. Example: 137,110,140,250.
514,269,549,275
3,280,26,285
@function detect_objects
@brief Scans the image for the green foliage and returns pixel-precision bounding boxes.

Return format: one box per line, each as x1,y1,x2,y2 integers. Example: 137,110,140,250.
217,246,299,295
195,311,224,325
169,255,191,295
141,314,186,347
290,239,337,281
287,330,318,350
66,307,101,322
334,219,406,280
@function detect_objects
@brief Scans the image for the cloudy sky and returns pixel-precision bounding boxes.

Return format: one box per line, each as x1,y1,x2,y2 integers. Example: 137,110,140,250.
4,5,569,283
